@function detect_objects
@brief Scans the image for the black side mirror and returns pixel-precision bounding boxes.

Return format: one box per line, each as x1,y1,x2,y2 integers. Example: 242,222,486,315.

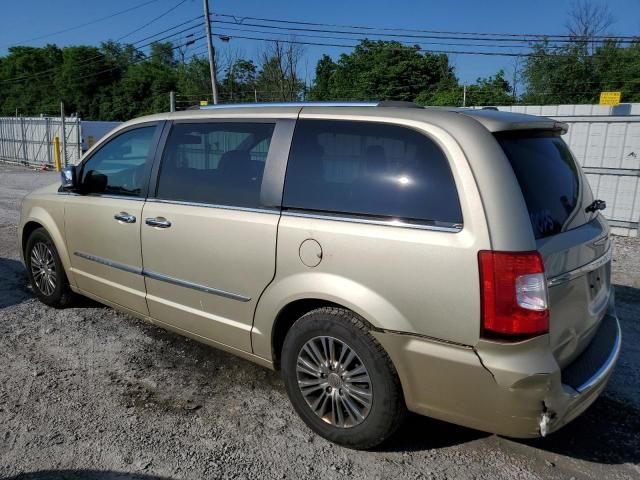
60,165,78,190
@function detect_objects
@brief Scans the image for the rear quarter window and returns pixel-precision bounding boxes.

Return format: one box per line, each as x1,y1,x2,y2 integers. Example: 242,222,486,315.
496,132,582,239
283,120,462,227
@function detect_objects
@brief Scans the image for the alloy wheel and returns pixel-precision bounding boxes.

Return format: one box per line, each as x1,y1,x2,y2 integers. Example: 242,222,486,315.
30,241,57,296
296,336,373,428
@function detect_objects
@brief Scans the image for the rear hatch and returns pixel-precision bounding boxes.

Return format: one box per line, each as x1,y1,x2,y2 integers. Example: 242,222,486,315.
495,131,612,368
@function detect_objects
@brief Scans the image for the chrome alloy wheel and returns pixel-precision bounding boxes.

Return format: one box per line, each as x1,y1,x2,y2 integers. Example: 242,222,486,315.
296,336,373,428
30,241,57,296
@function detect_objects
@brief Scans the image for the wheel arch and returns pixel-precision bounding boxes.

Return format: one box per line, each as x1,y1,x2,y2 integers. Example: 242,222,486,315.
252,272,412,369
21,207,75,287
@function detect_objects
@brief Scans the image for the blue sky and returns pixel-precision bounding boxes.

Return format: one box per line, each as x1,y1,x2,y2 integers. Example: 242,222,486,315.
1,0,639,84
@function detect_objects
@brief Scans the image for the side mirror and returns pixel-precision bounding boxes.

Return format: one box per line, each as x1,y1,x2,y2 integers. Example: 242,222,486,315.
60,165,78,190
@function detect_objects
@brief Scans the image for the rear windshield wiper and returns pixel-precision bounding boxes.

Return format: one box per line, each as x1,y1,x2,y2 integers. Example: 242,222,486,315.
585,199,606,213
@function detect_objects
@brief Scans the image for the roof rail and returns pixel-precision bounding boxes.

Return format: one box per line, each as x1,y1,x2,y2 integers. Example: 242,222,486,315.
377,100,423,109
198,101,378,110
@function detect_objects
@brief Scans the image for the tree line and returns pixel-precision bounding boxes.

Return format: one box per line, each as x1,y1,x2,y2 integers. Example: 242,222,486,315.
0,11,638,120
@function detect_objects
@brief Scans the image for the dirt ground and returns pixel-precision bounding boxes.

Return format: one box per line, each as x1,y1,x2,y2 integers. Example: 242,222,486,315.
0,164,639,480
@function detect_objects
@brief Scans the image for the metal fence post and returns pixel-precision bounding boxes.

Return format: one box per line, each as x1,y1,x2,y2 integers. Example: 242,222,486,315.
20,117,27,166
75,116,81,163
60,102,67,166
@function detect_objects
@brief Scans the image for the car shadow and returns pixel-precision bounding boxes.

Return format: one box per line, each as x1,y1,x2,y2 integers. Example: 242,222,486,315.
521,395,640,464
378,413,489,452
0,257,31,308
0,256,104,309
5,471,173,480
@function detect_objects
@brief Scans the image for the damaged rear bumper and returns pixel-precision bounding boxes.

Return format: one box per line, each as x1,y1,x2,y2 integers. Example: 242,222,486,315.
372,312,621,438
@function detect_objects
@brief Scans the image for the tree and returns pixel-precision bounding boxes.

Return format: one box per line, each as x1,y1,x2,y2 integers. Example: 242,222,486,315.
0,45,62,115
255,40,305,101
308,55,337,100
221,59,258,102
566,0,615,53
310,40,456,102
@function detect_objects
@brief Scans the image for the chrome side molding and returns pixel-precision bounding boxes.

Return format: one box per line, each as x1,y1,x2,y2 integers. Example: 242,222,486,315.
74,251,143,275
73,251,250,302
144,269,250,302
281,210,462,233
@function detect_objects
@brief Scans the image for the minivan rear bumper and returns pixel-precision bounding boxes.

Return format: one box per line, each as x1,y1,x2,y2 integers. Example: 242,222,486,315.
373,311,621,438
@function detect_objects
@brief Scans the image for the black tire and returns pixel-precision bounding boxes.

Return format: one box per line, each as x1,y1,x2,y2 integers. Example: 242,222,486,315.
281,307,406,449
25,227,74,308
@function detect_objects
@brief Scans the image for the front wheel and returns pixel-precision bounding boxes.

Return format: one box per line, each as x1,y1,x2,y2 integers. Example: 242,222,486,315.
281,307,406,449
25,227,74,308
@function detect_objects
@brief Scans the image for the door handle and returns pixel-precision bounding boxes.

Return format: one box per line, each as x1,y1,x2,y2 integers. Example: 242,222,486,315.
114,212,136,223
145,217,172,228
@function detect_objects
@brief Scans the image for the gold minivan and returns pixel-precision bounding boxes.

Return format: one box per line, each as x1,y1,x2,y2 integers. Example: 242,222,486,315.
18,102,620,449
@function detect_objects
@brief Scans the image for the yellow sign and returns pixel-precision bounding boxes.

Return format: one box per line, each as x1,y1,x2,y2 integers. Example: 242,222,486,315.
199,100,209,106
599,91,622,106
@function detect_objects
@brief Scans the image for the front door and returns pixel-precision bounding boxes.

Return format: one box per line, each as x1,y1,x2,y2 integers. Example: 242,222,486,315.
64,123,162,315
141,120,283,352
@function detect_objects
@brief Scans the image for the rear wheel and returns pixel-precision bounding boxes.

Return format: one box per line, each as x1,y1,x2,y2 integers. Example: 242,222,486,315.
25,228,73,308
281,307,406,449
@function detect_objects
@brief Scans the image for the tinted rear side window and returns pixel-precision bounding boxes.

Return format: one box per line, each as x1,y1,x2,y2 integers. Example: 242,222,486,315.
157,122,275,208
496,132,580,239
283,120,462,226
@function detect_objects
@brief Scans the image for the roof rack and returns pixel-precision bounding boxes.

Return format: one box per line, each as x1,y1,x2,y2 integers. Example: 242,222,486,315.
196,100,426,110
198,101,378,110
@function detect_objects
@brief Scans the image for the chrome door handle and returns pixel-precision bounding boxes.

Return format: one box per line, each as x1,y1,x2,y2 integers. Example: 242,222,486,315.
145,217,172,228
114,212,136,223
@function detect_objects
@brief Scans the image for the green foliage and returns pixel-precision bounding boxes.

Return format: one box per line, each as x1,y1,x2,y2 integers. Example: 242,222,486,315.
522,40,640,104
309,40,456,102
220,59,258,102
0,33,637,120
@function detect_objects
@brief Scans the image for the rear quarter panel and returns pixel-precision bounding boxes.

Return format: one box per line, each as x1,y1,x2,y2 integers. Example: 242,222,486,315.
252,118,491,359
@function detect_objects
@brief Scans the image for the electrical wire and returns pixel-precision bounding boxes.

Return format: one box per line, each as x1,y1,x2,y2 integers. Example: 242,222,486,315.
117,0,190,42
213,12,640,42
1,0,164,48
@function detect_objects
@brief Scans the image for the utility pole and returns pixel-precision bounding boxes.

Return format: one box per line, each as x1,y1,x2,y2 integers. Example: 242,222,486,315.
203,0,219,104
169,91,176,112
462,84,467,107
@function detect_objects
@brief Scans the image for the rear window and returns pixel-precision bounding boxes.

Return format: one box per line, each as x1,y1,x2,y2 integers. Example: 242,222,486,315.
156,122,275,208
496,132,580,239
283,120,462,227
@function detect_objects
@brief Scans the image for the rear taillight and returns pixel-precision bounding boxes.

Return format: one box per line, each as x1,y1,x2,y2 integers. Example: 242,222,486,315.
478,250,549,339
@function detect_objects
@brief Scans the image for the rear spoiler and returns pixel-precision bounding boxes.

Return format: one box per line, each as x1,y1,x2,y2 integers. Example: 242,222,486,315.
506,121,569,135
459,109,569,135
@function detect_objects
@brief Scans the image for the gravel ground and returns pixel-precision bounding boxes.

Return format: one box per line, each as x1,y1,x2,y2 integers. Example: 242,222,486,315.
0,164,639,480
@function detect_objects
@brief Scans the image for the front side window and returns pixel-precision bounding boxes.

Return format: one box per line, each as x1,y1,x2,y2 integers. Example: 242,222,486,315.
283,120,462,226
81,126,157,197
156,122,276,208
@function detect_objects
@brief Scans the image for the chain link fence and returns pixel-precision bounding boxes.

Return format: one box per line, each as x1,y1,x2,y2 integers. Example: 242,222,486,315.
0,116,82,168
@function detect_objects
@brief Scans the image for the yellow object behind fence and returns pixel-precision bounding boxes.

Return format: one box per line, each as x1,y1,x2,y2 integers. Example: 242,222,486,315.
599,91,622,106
53,136,62,172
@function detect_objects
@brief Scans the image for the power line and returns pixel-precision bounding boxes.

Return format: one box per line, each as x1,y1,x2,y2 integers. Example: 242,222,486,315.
127,15,203,45
212,23,570,51
213,12,640,42
210,31,558,58
1,0,163,48
117,0,190,42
